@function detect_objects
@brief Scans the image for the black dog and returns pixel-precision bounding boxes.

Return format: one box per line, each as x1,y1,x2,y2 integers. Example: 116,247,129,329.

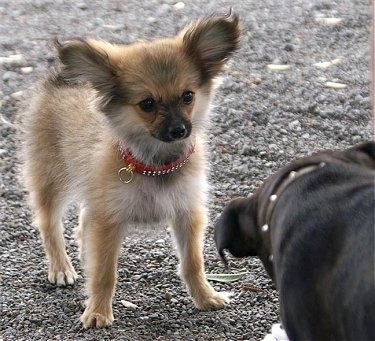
215,141,375,340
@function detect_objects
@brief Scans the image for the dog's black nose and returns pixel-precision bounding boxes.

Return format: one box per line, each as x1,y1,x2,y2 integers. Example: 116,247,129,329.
168,124,187,140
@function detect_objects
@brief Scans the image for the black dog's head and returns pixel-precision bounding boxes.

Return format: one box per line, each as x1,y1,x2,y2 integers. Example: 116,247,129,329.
214,141,375,281
214,197,274,278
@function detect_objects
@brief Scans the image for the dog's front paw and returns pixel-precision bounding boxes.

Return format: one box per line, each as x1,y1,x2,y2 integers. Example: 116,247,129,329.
48,262,77,286
194,290,231,310
80,306,114,328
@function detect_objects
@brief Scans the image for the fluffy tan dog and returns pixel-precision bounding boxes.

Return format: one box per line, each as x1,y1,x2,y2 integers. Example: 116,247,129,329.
22,13,240,328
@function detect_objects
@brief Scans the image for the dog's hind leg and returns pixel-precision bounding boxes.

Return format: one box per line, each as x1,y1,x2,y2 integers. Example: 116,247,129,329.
30,189,77,286
171,208,230,310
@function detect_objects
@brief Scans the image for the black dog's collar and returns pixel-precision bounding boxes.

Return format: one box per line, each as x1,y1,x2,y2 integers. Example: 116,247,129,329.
260,162,327,261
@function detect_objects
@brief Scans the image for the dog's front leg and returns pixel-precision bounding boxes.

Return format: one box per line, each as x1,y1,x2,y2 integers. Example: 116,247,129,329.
80,215,124,328
171,209,230,310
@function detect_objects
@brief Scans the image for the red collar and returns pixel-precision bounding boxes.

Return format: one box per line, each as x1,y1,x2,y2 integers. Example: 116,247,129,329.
118,142,195,183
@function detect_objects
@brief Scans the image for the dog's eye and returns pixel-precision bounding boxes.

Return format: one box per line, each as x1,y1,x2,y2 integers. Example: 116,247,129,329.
182,91,194,105
139,98,156,113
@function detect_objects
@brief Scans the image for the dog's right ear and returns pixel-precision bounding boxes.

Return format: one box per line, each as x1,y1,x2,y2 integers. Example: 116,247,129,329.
55,39,120,105
214,197,260,267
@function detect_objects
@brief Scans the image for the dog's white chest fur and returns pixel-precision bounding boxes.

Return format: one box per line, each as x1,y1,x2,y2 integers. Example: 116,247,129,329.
103,172,206,226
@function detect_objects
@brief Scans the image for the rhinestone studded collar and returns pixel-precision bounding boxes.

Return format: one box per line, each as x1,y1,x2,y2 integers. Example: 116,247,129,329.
260,162,326,262
118,143,195,183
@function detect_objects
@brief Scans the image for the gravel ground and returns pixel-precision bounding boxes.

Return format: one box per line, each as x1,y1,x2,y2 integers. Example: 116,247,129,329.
0,0,372,340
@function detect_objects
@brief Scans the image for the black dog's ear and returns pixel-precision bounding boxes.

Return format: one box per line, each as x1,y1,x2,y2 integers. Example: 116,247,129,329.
346,141,375,169
214,197,260,268
352,141,375,158
182,11,240,81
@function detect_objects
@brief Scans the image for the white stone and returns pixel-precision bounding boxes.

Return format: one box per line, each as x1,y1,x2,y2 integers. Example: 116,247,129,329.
11,91,24,100
21,66,33,74
174,2,185,10
0,54,24,65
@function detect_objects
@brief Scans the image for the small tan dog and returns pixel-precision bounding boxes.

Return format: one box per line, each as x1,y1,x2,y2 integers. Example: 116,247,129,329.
22,13,240,328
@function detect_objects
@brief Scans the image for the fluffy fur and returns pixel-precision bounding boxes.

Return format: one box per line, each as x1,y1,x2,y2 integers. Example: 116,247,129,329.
22,13,240,328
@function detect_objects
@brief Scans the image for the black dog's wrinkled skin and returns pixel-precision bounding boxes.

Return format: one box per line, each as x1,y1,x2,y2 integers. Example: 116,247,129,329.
215,141,375,341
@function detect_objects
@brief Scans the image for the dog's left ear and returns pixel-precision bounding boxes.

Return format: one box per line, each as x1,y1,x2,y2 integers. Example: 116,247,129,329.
182,11,240,80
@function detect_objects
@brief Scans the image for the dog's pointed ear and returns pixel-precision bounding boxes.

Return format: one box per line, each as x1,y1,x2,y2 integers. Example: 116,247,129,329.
55,39,120,105
182,11,240,80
